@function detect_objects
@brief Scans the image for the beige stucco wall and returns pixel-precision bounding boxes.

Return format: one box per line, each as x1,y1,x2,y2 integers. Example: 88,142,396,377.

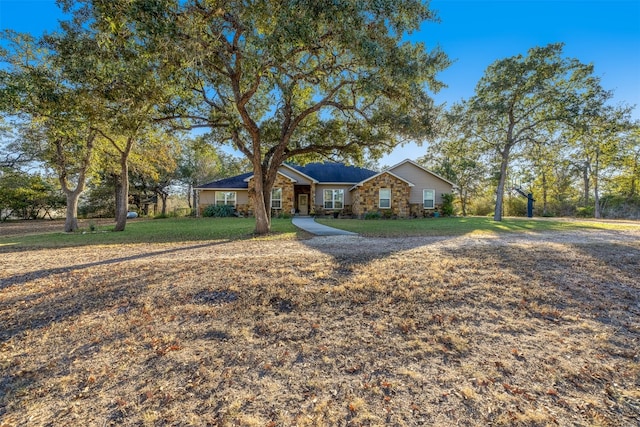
279,166,314,185
198,189,250,216
389,162,454,206
314,184,354,212
198,189,249,206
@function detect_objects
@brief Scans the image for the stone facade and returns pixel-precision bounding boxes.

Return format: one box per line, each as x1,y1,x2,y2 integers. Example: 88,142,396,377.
196,160,455,218
352,172,411,218
235,203,250,217
409,202,443,218
247,173,295,216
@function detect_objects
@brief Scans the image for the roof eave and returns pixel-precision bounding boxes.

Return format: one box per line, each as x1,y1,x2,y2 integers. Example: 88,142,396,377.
194,186,249,190
243,170,298,183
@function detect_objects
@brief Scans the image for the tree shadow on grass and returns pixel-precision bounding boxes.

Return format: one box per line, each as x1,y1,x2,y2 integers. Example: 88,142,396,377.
2,230,639,425
0,241,230,291
468,237,640,422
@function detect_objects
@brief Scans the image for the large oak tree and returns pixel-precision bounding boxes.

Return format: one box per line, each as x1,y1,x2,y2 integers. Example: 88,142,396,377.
78,0,450,234
54,6,180,231
468,43,602,221
1,30,99,232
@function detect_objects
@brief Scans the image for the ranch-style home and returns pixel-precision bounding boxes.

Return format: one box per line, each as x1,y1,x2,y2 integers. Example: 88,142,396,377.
195,159,455,218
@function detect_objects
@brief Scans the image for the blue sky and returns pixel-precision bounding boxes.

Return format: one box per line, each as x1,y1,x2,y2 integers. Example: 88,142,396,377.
1,0,639,166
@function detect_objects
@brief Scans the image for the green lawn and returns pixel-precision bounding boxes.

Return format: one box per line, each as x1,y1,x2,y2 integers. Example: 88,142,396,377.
2,216,638,250
315,216,640,237
0,217,301,249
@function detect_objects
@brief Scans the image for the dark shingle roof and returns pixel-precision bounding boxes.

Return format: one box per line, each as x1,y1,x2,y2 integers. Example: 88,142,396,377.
290,162,377,183
196,163,377,189
196,172,252,189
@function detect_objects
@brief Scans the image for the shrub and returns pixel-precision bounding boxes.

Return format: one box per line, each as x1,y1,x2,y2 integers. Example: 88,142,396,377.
469,195,494,216
599,194,640,219
154,211,179,219
203,204,236,217
441,193,455,216
173,208,192,217
505,196,527,216
364,211,382,220
575,206,594,218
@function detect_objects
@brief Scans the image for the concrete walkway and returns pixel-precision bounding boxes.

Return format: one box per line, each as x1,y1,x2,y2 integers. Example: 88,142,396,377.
291,216,358,236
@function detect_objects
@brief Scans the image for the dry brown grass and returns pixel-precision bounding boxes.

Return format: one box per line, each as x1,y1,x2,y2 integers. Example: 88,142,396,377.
0,218,116,238
1,226,639,426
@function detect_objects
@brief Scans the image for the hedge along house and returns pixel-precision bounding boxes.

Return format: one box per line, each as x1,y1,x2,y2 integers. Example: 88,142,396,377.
195,159,455,218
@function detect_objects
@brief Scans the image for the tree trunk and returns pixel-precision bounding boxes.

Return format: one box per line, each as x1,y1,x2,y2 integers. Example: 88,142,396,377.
186,183,193,209
252,176,271,235
253,199,271,234
493,151,510,221
594,151,601,219
160,192,168,216
193,188,198,216
114,174,121,216
541,170,548,216
63,191,81,232
629,151,638,198
54,135,94,233
458,189,467,216
114,158,129,231
252,156,280,235
582,161,590,207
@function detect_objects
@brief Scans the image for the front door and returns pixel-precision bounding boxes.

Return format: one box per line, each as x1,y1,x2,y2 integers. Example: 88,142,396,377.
298,194,309,215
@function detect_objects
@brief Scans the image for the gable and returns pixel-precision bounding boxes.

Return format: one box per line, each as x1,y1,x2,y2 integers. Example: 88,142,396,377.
387,159,455,205
350,170,415,191
388,160,455,188
279,164,316,185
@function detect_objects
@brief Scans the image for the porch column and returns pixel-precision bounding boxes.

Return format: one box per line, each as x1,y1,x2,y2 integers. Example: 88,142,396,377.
310,183,316,212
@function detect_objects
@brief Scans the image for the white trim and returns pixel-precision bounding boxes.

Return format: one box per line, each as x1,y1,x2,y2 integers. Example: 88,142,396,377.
215,191,237,206
322,182,361,185
243,170,298,183
271,187,282,209
323,188,344,209
423,189,435,209
379,188,391,209
195,187,247,190
387,159,456,187
349,170,415,191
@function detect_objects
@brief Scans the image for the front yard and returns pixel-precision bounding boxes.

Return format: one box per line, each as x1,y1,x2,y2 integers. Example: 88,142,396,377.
1,218,639,425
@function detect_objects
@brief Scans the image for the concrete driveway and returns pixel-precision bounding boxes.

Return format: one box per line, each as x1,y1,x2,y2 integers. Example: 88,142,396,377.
291,216,357,236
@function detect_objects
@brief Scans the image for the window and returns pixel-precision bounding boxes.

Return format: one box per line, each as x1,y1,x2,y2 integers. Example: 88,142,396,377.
423,189,435,209
271,188,282,209
215,191,236,206
323,189,344,209
379,188,391,209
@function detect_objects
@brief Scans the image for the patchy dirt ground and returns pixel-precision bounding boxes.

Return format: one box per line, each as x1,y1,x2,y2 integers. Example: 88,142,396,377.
1,226,639,426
